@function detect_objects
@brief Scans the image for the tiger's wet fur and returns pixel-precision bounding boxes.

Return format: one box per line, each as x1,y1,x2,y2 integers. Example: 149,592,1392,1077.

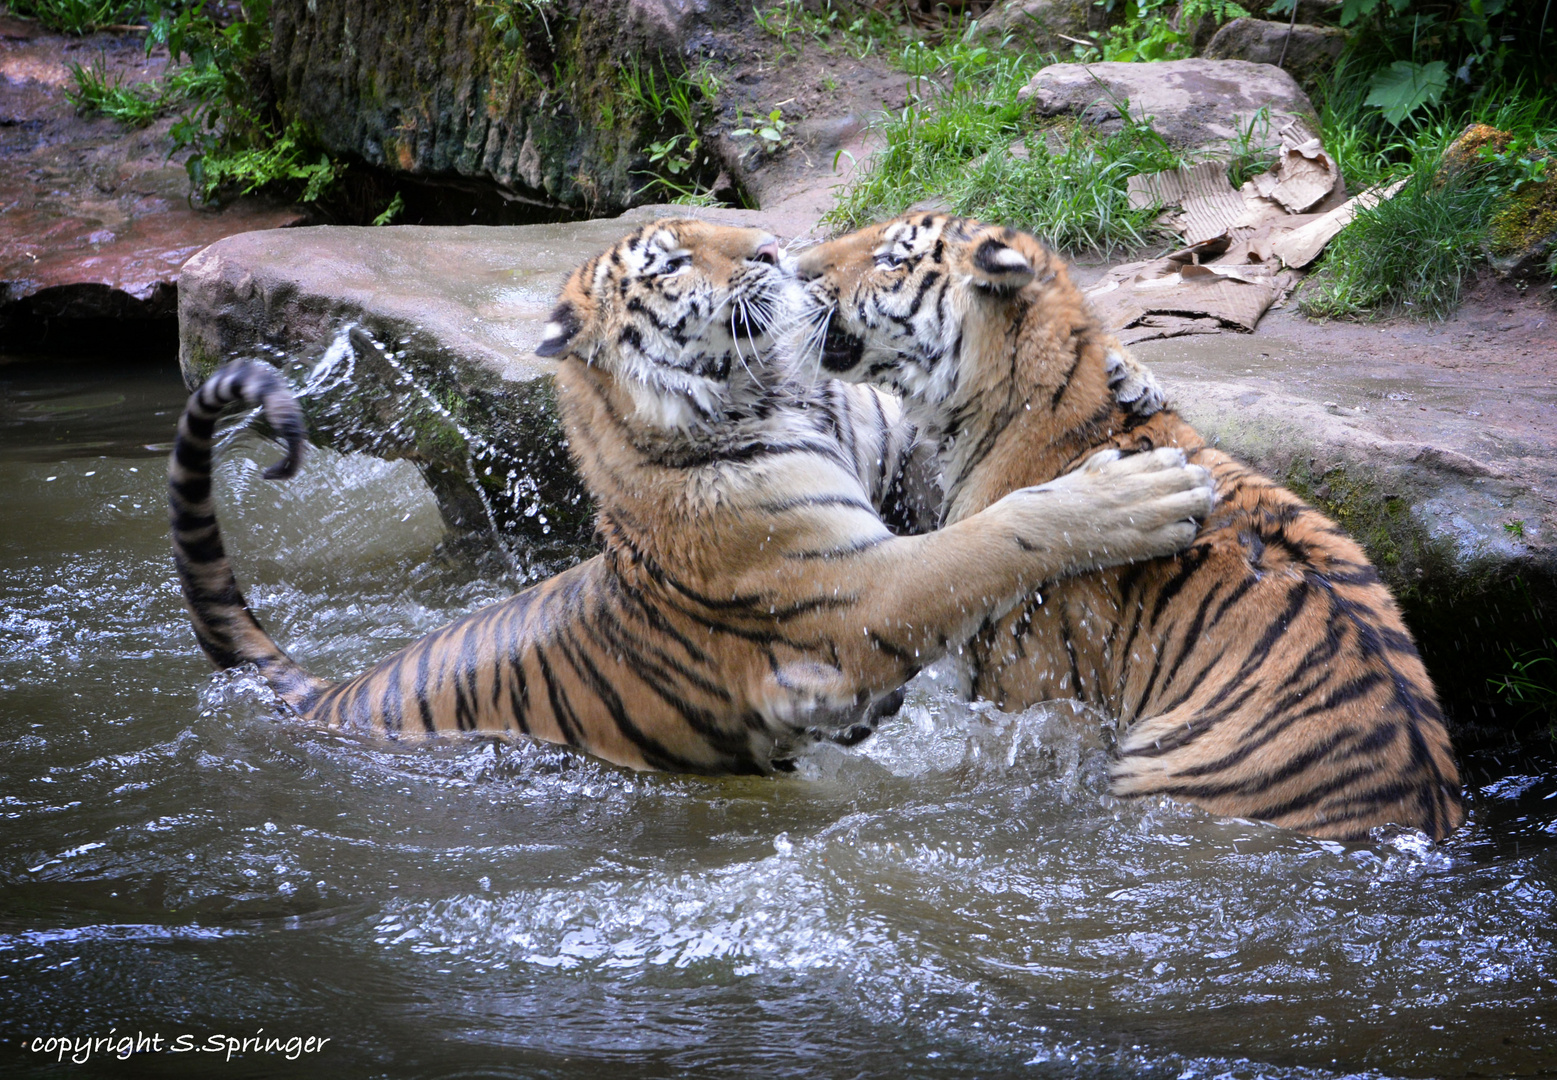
170,218,1214,774
792,213,1465,839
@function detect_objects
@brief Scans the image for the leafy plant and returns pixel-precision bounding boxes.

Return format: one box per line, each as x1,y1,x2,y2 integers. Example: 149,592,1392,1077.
646,134,697,178
1479,137,1550,194
1079,0,1249,62
1365,59,1449,126
618,59,721,200
65,59,162,125
190,120,338,202
136,0,344,205
372,191,405,226
733,106,790,155
1332,0,1552,125
474,0,556,49
1488,638,1557,731
63,37,222,128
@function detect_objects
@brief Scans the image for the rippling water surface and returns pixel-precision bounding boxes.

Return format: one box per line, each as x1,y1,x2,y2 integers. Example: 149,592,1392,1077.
2,358,1555,1079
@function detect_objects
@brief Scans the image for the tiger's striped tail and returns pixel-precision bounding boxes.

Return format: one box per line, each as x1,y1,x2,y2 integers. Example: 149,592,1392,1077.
168,361,331,713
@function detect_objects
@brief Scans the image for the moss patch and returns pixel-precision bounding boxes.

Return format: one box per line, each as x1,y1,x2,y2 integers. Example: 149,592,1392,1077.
1488,176,1557,257
1285,462,1430,586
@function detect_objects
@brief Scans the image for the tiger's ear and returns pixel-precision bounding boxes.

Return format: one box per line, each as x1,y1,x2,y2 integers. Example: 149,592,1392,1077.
535,301,581,357
968,236,1035,293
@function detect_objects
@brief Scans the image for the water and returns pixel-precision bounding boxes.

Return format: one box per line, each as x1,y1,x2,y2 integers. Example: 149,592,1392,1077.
2,358,1555,1079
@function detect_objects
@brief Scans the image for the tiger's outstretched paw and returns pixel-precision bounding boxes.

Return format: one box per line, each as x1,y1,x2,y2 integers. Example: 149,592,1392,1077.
1015,447,1214,573
1104,347,1166,417
756,661,898,750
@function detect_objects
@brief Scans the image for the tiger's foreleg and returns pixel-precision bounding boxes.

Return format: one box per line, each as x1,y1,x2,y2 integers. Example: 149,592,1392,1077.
784,448,1217,696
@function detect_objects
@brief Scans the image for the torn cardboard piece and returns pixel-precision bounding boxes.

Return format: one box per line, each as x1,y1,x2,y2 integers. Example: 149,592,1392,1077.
1102,122,1370,338
1270,177,1410,269
1127,161,1247,246
1248,118,1344,214
1084,257,1301,342
1111,314,1224,345
1129,118,1347,254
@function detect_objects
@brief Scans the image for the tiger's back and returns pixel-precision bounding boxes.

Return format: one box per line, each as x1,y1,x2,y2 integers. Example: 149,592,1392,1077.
977,413,1461,839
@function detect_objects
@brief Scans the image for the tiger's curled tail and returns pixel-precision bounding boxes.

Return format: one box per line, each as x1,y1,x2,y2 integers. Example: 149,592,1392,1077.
169,361,331,713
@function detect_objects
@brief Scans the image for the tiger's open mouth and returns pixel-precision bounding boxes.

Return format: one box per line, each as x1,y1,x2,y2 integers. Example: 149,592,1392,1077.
729,304,765,341
727,274,780,342
820,321,865,373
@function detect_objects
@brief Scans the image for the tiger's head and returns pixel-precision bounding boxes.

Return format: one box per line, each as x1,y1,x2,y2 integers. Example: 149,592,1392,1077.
790,214,1112,424
536,219,793,431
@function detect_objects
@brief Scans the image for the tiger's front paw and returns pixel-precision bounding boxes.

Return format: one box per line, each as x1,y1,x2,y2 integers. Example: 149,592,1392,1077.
1027,447,1214,571
1105,347,1166,417
754,662,901,756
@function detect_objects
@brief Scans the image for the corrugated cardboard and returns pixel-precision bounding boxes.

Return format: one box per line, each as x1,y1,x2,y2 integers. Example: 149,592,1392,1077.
1271,178,1409,268
1126,161,1246,246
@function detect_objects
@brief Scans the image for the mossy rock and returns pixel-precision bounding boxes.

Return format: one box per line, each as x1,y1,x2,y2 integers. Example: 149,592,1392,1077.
1488,176,1557,277
268,0,745,214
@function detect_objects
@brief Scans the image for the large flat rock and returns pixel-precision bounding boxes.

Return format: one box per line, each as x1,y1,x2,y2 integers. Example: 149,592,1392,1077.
1017,59,1316,154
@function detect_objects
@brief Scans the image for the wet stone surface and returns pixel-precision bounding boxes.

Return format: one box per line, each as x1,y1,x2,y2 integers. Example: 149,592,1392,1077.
1017,58,1318,154
0,17,304,344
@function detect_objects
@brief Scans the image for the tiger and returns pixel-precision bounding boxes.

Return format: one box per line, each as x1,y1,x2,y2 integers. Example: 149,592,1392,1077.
169,218,1216,775
788,213,1466,839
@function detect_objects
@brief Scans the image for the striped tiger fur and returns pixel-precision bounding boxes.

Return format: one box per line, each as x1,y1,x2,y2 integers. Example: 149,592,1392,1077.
791,213,1466,839
170,218,1215,774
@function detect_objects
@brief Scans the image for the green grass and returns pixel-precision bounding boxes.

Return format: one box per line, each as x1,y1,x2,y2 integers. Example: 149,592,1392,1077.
753,0,909,62
617,59,724,201
63,48,217,126
2,0,160,34
1301,76,1557,320
65,59,161,124
826,39,1181,255
1298,159,1504,320
1489,638,1557,736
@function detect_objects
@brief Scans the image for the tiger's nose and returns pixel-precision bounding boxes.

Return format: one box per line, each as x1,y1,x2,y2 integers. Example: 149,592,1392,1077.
752,240,781,266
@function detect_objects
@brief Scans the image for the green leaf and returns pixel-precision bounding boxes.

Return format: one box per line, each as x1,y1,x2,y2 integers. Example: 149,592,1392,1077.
372,192,405,227
1364,60,1448,126
1338,0,1380,26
